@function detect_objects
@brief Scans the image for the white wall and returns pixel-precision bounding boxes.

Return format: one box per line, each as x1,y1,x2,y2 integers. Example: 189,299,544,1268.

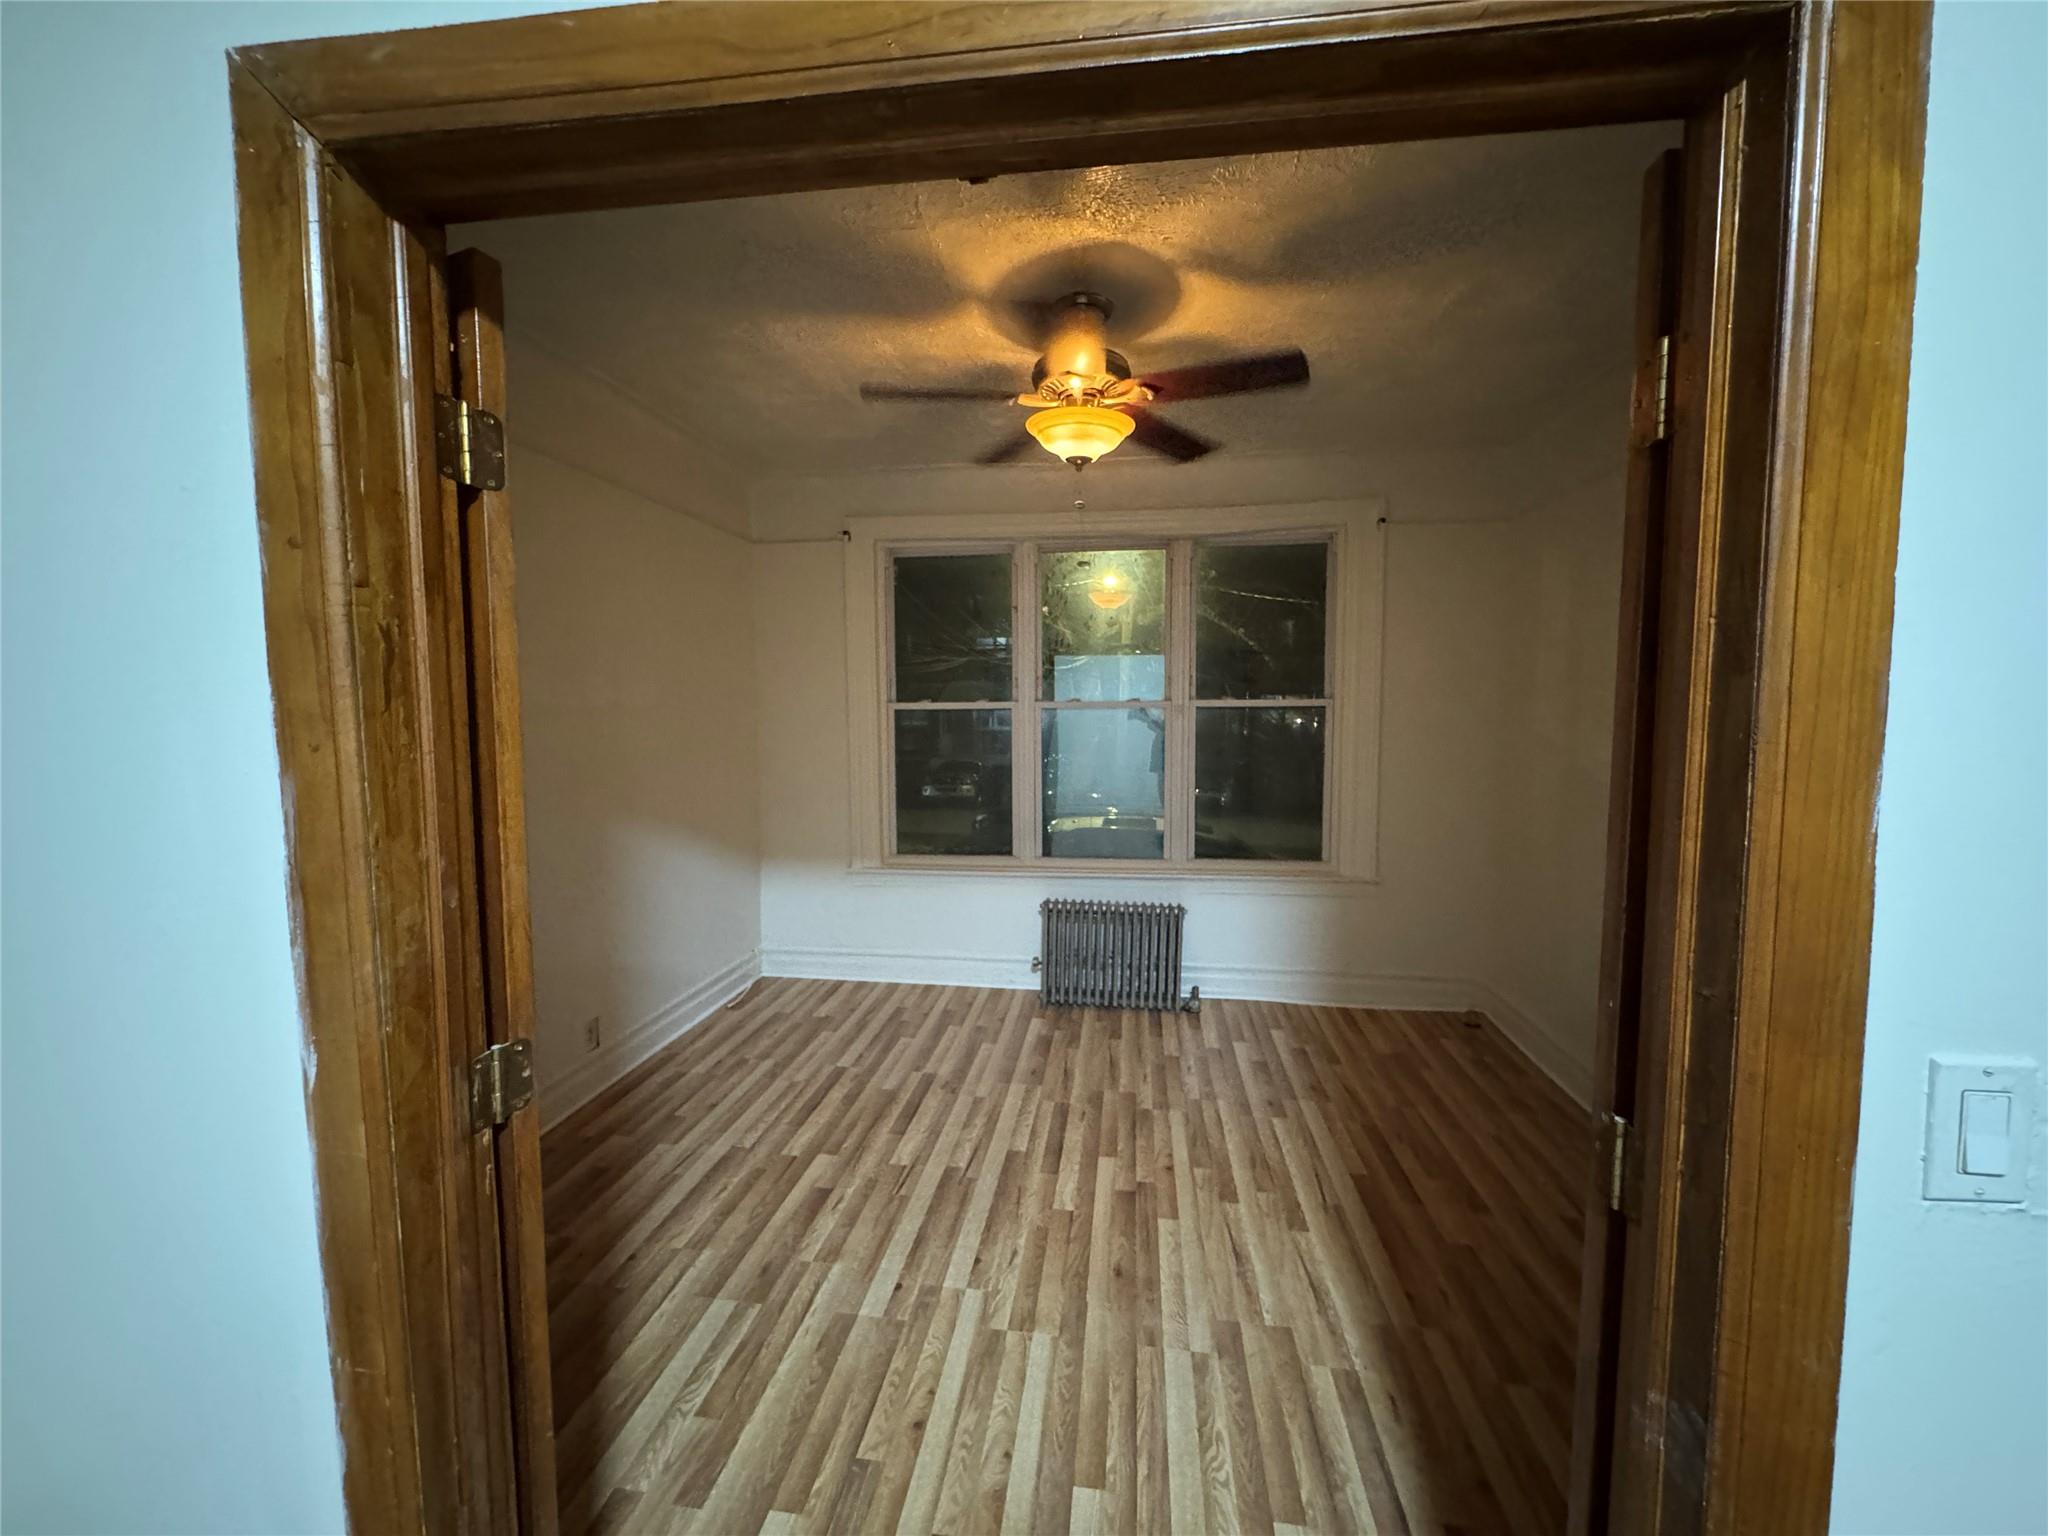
750,445,1625,1103
1485,463,1630,1086
0,4,585,1531
514,447,762,1126
1830,5,2048,1532
752,527,1496,981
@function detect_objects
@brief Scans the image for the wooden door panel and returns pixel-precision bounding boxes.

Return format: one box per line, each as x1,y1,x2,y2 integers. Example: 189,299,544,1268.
448,247,560,1536
1567,143,1684,1536
1604,100,1747,1536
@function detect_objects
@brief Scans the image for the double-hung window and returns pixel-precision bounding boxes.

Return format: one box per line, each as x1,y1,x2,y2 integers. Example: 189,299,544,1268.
878,515,1369,875
890,550,1016,857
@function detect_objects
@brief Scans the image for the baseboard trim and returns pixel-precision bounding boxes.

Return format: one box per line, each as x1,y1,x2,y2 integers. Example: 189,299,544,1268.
1184,958,1474,1012
757,945,1593,1107
1463,980,1595,1109
761,945,1033,991
538,951,761,1129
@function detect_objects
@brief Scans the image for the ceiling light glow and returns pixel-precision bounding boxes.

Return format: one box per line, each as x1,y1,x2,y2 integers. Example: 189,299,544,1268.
1027,404,1133,468
1089,570,1132,610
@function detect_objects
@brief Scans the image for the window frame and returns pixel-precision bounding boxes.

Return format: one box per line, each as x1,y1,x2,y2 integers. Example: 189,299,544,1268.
851,500,1383,883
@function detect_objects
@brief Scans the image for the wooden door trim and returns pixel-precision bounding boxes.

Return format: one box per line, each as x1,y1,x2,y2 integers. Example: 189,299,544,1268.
1713,6,1932,1521
226,3,1931,1531
231,1,1787,222
229,67,423,1529
228,67,516,1531
233,0,1769,144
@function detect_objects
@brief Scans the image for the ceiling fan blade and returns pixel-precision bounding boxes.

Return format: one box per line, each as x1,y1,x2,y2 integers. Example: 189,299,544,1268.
860,382,1021,403
976,431,1037,466
1137,348,1311,402
1127,409,1217,463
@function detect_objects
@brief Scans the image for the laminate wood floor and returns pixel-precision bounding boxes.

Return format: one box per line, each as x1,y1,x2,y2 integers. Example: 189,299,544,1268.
542,979,1590,1535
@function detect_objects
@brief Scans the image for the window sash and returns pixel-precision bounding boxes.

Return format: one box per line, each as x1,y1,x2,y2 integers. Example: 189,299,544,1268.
1036,541,1170,705
884,531,1337,869
885,542,1016,711
1191,536,1332,703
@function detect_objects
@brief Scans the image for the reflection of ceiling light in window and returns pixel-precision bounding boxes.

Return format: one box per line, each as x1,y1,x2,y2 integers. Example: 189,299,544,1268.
1027,405,1133,468
1089,570,1133,611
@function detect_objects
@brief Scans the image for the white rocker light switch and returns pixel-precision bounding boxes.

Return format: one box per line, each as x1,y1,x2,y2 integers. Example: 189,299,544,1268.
1959,1090,2013,1177
1925,1059,2038,1203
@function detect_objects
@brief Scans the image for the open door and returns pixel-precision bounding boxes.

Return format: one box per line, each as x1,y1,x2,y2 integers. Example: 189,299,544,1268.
1566,146,1683,1536
441,247,559,1535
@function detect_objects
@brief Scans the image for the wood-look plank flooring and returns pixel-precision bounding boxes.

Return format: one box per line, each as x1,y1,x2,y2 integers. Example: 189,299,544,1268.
541,980,1590,1535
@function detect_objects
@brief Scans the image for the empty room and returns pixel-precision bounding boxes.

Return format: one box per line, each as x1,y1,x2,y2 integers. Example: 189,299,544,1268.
16,2,2048,1535
18,5,2048,1536
451,120,1671,1534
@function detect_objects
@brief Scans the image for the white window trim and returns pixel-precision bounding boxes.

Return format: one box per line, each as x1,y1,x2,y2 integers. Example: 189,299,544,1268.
844,498,1384,883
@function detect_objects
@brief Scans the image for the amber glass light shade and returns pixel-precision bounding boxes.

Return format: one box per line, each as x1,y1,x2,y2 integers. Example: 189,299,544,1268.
1026,405,1134,466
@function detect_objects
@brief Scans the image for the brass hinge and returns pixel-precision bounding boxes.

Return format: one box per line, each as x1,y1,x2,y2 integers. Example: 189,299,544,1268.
1631,333,1673,447
471,1039,534,1129
434,394,507,490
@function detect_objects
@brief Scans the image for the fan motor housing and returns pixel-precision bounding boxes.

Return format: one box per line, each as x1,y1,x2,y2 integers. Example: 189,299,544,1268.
1031,349,1131,401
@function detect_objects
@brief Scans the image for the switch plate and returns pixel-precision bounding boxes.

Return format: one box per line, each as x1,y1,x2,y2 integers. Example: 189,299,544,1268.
1924,1058,2038,1203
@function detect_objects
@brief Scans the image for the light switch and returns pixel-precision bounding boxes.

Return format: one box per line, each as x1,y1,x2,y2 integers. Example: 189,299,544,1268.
1959,1090,2013,1177
1924,1058,2038,1203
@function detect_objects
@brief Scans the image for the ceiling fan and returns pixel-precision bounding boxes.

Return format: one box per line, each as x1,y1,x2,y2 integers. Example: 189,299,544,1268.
858,292,1311,470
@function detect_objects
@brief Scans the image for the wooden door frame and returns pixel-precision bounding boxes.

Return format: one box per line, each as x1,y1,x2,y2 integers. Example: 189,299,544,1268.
227,3,1931,1531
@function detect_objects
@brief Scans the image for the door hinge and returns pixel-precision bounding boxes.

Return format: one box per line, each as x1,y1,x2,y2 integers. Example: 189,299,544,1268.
471,1039,534,1129
1653,333,1672,442
1603,1111,1643,1217
1632,333,1673,447
434,393,507,490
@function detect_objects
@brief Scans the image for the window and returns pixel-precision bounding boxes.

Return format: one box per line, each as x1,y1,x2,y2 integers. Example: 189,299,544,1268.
881,524,1362,873
890,551,1014,856
1040,547,1169,859
1193,540,1330,861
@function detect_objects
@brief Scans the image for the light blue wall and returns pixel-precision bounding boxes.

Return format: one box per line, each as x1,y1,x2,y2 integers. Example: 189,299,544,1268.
2,2,2043,1532
0,5,571,1532
1830,4,2048,1533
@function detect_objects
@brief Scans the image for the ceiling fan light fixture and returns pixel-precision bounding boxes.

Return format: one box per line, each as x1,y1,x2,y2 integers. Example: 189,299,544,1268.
1026,404,1133,468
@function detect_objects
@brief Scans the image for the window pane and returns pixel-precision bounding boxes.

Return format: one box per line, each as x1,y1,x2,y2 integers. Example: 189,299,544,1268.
1040,548,1166,701
894,709,1012,855
1042,707,1166,859
1194,707,1325,860
894,553,1012,702
1195,542,1328,699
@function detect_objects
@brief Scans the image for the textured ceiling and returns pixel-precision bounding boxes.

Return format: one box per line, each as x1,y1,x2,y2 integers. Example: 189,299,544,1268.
462,123,1677,485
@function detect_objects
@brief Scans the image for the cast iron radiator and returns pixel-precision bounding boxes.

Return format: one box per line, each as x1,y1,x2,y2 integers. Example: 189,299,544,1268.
1037,899,1198,1012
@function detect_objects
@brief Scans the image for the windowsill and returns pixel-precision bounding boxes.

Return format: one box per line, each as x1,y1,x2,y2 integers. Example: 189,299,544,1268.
847,858,1377,894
